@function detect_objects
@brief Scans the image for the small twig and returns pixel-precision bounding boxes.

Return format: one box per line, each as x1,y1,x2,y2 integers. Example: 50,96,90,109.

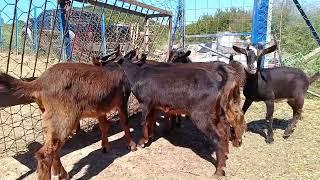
307,90,320,98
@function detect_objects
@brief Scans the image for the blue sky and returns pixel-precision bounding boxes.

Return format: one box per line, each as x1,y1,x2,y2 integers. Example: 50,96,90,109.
0,0,318,24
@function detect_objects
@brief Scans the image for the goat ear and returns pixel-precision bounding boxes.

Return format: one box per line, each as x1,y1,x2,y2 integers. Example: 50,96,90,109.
141,53,147,62
101,53,114,62
124,49,137,59
233,45,247,55
229,54,234,62
261,43,277,56
185,50,191,57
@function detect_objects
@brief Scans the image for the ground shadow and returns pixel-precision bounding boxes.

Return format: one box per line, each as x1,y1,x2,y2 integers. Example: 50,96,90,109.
246,118,289,140
14,113,143,180
14,112,234,179
143,116,217,167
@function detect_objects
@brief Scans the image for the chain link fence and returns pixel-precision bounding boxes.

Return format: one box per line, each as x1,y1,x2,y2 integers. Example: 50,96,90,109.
0,0,175,156
183,0,319,93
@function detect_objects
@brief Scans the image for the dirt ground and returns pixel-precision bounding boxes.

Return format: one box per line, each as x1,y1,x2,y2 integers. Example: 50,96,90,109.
0,98,319,180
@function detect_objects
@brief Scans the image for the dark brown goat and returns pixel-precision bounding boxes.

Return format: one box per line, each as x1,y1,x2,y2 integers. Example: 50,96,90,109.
0,62,136,180
106,49,246,176
135,50,192,130
232,42,320,143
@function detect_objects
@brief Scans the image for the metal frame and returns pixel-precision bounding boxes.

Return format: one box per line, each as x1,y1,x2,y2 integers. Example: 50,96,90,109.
65,0,173,60
0,0,173,108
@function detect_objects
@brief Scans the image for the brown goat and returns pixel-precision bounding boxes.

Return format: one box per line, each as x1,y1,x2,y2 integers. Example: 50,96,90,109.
106,49,246,176
0,62,136,180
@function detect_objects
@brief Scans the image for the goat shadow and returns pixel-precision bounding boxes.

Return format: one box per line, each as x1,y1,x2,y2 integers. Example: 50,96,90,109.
246,118,290,140
144,116,218,168
14,113,143,180
14,112,229,179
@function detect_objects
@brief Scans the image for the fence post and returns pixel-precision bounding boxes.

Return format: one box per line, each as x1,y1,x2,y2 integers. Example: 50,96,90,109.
0,11,2,50
33,6,38,52
167,16,173,61
251,0,269,69
15,8,18,55
58,8,66,61
101,12,107,56
58,0,72,61
171,0,184,48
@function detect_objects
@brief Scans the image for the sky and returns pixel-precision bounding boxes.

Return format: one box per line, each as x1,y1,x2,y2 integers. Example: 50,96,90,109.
0,0,319,24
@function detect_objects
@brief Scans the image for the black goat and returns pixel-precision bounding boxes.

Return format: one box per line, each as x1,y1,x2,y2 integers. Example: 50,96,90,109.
232,42,320,143
105,49,246,176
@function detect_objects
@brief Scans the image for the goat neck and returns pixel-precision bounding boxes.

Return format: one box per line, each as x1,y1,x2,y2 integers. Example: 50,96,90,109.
119,58,141,85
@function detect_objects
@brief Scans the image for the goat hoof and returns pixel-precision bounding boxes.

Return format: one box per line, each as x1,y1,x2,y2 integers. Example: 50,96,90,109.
214,170,226,178
138,139,147,148
128,141,137,151
52,172,69,180
265,137,274,144
283,133,291,139
102,148,107,153
283,128,294,139
101,143,111,153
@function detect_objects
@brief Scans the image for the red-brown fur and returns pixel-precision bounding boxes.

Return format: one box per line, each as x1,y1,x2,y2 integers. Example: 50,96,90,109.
0,62,136,180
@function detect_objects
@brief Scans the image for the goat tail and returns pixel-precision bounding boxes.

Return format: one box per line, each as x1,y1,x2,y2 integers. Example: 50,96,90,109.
309,72,320,84
0,72,39,99
217,66,246,147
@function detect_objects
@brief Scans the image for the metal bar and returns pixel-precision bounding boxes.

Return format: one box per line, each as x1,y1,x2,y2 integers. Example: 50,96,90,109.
119,0,172,15
32,0,49,77
167,16,172,61
6,0,19,73
292,0,320,46
33,6,38,52
58,8,66,60
186,32,252,38
78,0,99,61
45,2,60,69
181,0,185,47
59,0,72,61
251,0,269,68
20,0,33,77
15,9,18,55
101,11,107,56
198,44,230,59
146,13,171,18
74,0,146,17
171,0,182,47
0,11,2,50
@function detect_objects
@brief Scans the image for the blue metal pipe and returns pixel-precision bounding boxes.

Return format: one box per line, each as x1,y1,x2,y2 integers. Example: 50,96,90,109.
101,12,107,56
33,6,38,52
0,11,3,49
59,0,72,61
15,9,18,54
251,0,269,68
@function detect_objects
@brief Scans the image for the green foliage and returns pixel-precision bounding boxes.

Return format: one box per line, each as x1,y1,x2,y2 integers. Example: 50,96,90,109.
186,8,251,36
271,4,320,55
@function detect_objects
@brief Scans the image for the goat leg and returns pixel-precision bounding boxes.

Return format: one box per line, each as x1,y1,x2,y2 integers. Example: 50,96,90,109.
118,108,137,151
242,99,253,113
98,116,111,153
265,100,274,144
284,98,304,138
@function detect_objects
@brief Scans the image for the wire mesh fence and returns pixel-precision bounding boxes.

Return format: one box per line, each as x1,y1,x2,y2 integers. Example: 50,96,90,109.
0,0,174,156
183,0,319,93
270,0,320,94
0,0,319,157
